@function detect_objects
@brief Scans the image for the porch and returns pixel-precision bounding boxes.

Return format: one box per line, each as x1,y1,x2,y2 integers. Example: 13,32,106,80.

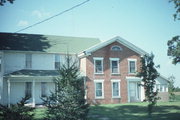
3,70,59,107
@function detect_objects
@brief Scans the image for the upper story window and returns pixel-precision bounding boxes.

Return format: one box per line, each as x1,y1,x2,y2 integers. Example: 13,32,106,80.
128,59,137,74
25,54,32,69
110,58,120,74
111,45,122,51
55,54,60,70
94,57,103,74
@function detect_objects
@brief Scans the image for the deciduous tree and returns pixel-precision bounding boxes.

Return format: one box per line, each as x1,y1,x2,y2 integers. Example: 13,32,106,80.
0,0,14,6
137,53,160,118
168,0,180,65
168,75,176,101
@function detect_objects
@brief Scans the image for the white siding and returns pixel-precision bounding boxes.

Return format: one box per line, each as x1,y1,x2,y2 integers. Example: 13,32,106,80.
4,53,25,74
32,54,54,70
80,57,86,76
35,82,55,104
10,82,25,104
155,77,169,92
3,52,69,74
3,80,55,105
156,77,168,85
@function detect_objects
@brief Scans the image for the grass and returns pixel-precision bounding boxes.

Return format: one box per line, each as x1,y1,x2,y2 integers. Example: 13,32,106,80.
33,108,47,120
175,95,180,101
88,102,180,120
33,101,180,120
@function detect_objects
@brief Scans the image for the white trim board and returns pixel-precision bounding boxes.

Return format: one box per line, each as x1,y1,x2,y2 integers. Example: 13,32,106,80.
80,36,148,57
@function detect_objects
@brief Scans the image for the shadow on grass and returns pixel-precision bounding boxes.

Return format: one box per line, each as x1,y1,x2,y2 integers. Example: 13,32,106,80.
88,104,180,120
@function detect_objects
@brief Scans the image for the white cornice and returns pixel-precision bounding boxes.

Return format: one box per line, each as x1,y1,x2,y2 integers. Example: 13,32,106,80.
80,36,148,57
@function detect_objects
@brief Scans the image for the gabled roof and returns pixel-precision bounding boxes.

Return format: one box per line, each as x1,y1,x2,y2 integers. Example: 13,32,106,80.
79,36,148,57
0,32,100,54
158,75,169,82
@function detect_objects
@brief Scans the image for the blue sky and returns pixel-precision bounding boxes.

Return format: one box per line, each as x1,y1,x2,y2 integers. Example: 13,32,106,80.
0,0,180,86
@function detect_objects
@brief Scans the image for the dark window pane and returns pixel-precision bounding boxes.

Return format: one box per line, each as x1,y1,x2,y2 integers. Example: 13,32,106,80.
96,83,102,97
25,82,32,98
95,60,102,73
41,82,47,97
112,61,118,73
113,82,119,96
130,61,135,73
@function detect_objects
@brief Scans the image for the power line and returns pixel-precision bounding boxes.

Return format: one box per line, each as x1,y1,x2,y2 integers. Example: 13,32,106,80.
15,0,90,33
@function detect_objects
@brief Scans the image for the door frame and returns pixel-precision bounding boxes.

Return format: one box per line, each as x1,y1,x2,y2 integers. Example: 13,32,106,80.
126,77,142,102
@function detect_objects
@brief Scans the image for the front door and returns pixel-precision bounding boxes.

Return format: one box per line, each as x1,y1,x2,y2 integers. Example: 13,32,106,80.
129,82,140,102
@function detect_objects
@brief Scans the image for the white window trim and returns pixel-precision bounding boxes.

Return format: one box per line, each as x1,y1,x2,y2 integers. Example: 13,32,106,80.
41,82,47,97
111,79,121,98
156,84,167,92
93,57,104,74
110,58,120,74
25,82,32,98
25,54,32,69
55,54,61,70
128,58,137,74
94,79,104,99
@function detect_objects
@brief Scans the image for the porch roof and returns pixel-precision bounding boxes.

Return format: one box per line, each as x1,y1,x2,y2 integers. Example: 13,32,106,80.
5,70,60,77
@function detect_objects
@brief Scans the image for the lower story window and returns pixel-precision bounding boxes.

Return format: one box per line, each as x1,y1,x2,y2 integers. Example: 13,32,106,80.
41,82,47,97
111,80,120,98
95,80,104,99
25,82,32,98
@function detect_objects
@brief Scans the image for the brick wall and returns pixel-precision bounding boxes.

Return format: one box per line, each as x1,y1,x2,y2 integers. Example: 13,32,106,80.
85,41,141,104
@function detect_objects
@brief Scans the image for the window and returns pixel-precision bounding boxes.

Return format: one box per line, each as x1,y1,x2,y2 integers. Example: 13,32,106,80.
156,84,167,92
41,82,47,97
111,45,122,51
110,58,119,74
25,82,32,98
94,57,103,74
94,80,104,99
25,54,32,69
55,54,60,70
164,85,168,92
128,59,137,74
0,56,1,72
111,80,121,98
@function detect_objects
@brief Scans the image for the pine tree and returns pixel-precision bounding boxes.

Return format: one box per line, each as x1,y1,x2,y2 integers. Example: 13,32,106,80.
137,53,160,118
0,96,34,120
43,56,89,120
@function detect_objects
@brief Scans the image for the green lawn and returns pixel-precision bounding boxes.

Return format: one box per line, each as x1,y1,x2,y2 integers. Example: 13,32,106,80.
33,101,180,120
88,102,180,120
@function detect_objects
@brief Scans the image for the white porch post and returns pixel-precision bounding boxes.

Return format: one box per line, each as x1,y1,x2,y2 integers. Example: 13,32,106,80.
7,79,10,108
32,79,35,107
83,77,87,99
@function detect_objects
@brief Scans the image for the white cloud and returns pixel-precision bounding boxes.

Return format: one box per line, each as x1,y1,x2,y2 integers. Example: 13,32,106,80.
17,20,29,27
32,10,51,18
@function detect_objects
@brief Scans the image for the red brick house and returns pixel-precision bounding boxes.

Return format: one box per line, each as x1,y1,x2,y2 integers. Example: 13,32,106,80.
79,36,169,104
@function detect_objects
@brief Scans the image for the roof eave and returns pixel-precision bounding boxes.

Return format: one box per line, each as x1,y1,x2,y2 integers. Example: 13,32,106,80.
82,36,148,56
